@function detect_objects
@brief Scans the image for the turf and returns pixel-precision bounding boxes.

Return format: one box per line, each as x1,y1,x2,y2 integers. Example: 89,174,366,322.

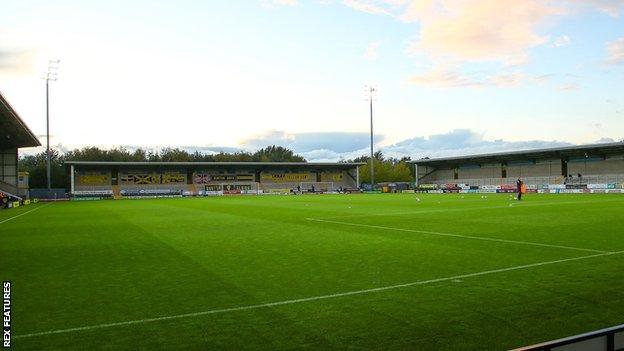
1,193,623,350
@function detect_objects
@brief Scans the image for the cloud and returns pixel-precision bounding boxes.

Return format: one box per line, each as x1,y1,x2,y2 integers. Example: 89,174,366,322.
271,129,577,161
407,67,525,88
380,129,574,160
557,83,579,91
533,74,554,83
259,0,297,8
407,67,483,88
363,41,381,60
340,1,621,88
342,0,394,16
606,37,624,65
569,0,624,17
298,149,346,162
403,0,563,65
263,1,619,88
488,72,525,87
176,146,245,154
387,1,567,88
241,129,578,161
552,35,571,47
241,130,384,153
0,48,35,74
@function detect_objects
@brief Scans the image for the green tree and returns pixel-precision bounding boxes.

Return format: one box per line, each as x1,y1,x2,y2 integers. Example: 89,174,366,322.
19,145,308,190
252,145,305,162
19,150,66,189
346,152,414,184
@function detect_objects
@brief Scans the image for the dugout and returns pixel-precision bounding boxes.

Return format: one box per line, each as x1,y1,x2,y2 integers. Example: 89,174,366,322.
0,91,41,199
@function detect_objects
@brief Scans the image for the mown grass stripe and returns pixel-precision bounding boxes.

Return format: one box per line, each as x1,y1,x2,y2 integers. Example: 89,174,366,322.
307,218,609,253
15,250,624,339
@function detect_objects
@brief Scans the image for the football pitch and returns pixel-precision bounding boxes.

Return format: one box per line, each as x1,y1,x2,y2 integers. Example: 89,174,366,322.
1,193,623,350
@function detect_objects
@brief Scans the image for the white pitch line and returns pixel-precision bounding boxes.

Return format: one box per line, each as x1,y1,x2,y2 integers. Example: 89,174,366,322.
15,250,624,340
316,198,624,220
307,218,609,254
0,202,51,225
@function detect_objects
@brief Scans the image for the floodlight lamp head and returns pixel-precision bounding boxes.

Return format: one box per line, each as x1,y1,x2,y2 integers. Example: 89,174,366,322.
44,72,58,81
363,85,378,101
44,59,61,81
48,59,60,69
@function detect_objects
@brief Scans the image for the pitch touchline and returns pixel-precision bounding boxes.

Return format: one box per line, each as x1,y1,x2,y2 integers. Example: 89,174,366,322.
306,218,609,254
0,202,52,225
15,250,624,340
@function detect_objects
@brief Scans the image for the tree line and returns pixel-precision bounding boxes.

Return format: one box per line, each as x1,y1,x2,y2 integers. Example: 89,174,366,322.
346,151,414,184
19,146,414,189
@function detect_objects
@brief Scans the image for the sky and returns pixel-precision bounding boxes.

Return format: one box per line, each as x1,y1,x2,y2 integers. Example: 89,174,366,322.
1,0,623,161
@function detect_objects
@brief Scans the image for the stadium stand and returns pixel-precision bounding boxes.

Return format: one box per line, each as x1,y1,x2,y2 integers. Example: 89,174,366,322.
66,161,363,198
411,142,624,194
0,91,40,205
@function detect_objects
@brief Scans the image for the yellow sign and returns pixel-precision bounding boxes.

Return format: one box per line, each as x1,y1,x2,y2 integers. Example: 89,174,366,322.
120,173,161,184
162,173,186,183
321,172,343,182
261,173,311,182
236,175,254,182
79,175,109,185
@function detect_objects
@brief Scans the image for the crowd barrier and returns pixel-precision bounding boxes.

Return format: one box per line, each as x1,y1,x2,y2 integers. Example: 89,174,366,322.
73,190,114,200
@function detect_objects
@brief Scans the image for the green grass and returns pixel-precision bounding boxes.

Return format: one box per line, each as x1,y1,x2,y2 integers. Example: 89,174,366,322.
1,193,623,350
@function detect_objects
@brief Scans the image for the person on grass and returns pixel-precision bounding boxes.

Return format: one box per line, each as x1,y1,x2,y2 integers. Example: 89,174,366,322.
516,178,524,201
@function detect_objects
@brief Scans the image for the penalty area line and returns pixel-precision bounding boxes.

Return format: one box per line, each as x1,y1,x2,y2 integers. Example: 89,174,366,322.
306,218,610,254
14,250,624,340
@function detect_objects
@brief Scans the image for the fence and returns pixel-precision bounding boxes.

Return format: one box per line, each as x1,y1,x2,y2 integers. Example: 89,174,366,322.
29,188,68,199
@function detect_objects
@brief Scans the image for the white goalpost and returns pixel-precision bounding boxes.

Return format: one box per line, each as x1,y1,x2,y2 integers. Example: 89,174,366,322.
300,182,334,193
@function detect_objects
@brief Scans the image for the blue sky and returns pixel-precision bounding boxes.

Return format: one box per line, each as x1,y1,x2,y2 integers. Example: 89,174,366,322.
1,0,623,160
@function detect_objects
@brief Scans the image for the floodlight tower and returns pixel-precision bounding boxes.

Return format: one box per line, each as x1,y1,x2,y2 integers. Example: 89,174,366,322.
364,84,377,187
44,60,60,191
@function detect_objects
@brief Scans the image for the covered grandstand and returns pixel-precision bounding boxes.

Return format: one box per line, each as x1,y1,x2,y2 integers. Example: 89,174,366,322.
0,91,40,199
411,142,624,193
65,161,364,198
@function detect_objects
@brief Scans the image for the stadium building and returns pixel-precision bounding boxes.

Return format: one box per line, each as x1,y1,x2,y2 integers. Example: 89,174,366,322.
0,91,40,199
412,142,624,193
65,161,363,198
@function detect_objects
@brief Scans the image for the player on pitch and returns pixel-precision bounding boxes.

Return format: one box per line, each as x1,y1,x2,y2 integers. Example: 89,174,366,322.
516,178,524,200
